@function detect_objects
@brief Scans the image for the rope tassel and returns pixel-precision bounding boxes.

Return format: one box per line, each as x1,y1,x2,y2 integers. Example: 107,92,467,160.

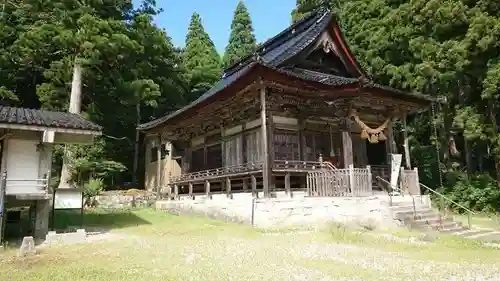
361,130,369,140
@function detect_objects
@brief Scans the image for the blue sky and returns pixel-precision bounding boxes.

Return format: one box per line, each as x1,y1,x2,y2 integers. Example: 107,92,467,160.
134,0,296,53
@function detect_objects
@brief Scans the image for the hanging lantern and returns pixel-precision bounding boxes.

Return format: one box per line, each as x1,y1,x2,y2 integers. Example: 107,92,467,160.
360,130,369,140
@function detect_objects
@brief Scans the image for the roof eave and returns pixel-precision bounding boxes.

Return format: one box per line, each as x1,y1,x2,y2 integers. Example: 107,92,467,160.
0,123,102,135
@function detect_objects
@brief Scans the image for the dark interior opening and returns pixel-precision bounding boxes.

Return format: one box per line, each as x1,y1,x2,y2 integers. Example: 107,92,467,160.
366,140,387,166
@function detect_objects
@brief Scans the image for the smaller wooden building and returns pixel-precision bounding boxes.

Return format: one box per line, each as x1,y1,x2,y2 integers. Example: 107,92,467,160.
138,8,433,199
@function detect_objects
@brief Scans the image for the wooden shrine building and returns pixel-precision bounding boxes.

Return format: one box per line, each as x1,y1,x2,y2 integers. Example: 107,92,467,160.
138,8,434,199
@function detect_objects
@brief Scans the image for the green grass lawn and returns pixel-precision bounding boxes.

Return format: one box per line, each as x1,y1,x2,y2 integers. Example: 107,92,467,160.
452,213,500,230
1,209,499,281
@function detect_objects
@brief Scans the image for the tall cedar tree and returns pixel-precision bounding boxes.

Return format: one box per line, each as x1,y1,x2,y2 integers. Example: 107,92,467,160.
291,0,324,23
184,12,221,101
0,0,186,186
223,1,257,69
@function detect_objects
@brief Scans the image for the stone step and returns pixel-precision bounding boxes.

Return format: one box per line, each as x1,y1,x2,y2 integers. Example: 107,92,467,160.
469,232,500,242
396,211,442,221
394,209,437,219
389,205,431,212
409,217,454,227
436,224,468,233
455,229,493,238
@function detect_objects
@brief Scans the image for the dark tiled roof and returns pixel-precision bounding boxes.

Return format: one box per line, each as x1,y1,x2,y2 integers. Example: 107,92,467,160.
279,67,358,87
224,9,331,76
137,63,256,130
0,106,102,132
138,9,332,131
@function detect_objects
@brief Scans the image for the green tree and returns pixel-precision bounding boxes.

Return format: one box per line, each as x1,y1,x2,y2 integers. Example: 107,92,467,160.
223,1,257,68
1,0,187,187
184,12,221,101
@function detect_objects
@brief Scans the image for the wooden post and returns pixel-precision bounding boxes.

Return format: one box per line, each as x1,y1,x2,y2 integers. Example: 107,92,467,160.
243,179,248,191
298,118,306,161
259,81,270,197
251,175,257,198
221,123,226,171
348,164,355,196
385,121,396,164
267,112,275,194
188,182,193,199
156,134,162,198
366,165,372,194
226,178,232,199
414,167,420,196
205,180,211,199
285,173,291,197
402,114,411,169
400,167,406,194
341,119,354,168
174,185,179,200
0,170,6,246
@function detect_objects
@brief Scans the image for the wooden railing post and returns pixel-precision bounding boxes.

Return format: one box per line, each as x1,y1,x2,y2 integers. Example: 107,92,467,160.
348,164,355,196
399,167,405,194
413,167,420,196
366,165,372,194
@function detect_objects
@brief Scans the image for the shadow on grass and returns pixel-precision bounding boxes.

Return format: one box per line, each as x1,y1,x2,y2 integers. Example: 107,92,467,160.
52,208,151,232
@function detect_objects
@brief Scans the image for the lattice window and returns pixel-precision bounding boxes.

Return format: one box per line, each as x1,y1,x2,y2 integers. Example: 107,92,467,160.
224,135,243,167
274,130,299,160
245,130,261,164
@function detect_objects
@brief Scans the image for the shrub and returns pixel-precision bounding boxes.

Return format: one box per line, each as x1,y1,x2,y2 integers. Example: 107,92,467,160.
441,174,500,213
84,178,104,207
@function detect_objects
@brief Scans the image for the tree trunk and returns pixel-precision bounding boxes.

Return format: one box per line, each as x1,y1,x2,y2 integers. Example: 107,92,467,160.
487,100,500,185
57,62,82,189
132,103,141,184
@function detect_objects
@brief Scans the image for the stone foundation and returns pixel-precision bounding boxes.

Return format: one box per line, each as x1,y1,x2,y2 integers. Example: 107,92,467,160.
95,190,156,209
44,229,87,245
156,192,431,229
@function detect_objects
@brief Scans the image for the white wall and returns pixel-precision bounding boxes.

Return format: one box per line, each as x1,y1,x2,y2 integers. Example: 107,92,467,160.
4,138,51,195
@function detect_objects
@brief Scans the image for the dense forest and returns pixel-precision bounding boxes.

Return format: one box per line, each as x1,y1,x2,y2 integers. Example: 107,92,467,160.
1,0,500,212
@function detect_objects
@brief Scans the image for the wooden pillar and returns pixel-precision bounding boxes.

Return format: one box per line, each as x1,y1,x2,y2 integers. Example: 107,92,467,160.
267,111,275,193
385,121,397,164
156,134,162,198
298,118,306,161
251,175,257,198
174,184,179,200
259,81,271,197
226,177,232,199
285,173,291,197
188,182,193,199
243,179,248,191
402,114,411,169
220,123,226,170
205,180,211,199
341,119,354,168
